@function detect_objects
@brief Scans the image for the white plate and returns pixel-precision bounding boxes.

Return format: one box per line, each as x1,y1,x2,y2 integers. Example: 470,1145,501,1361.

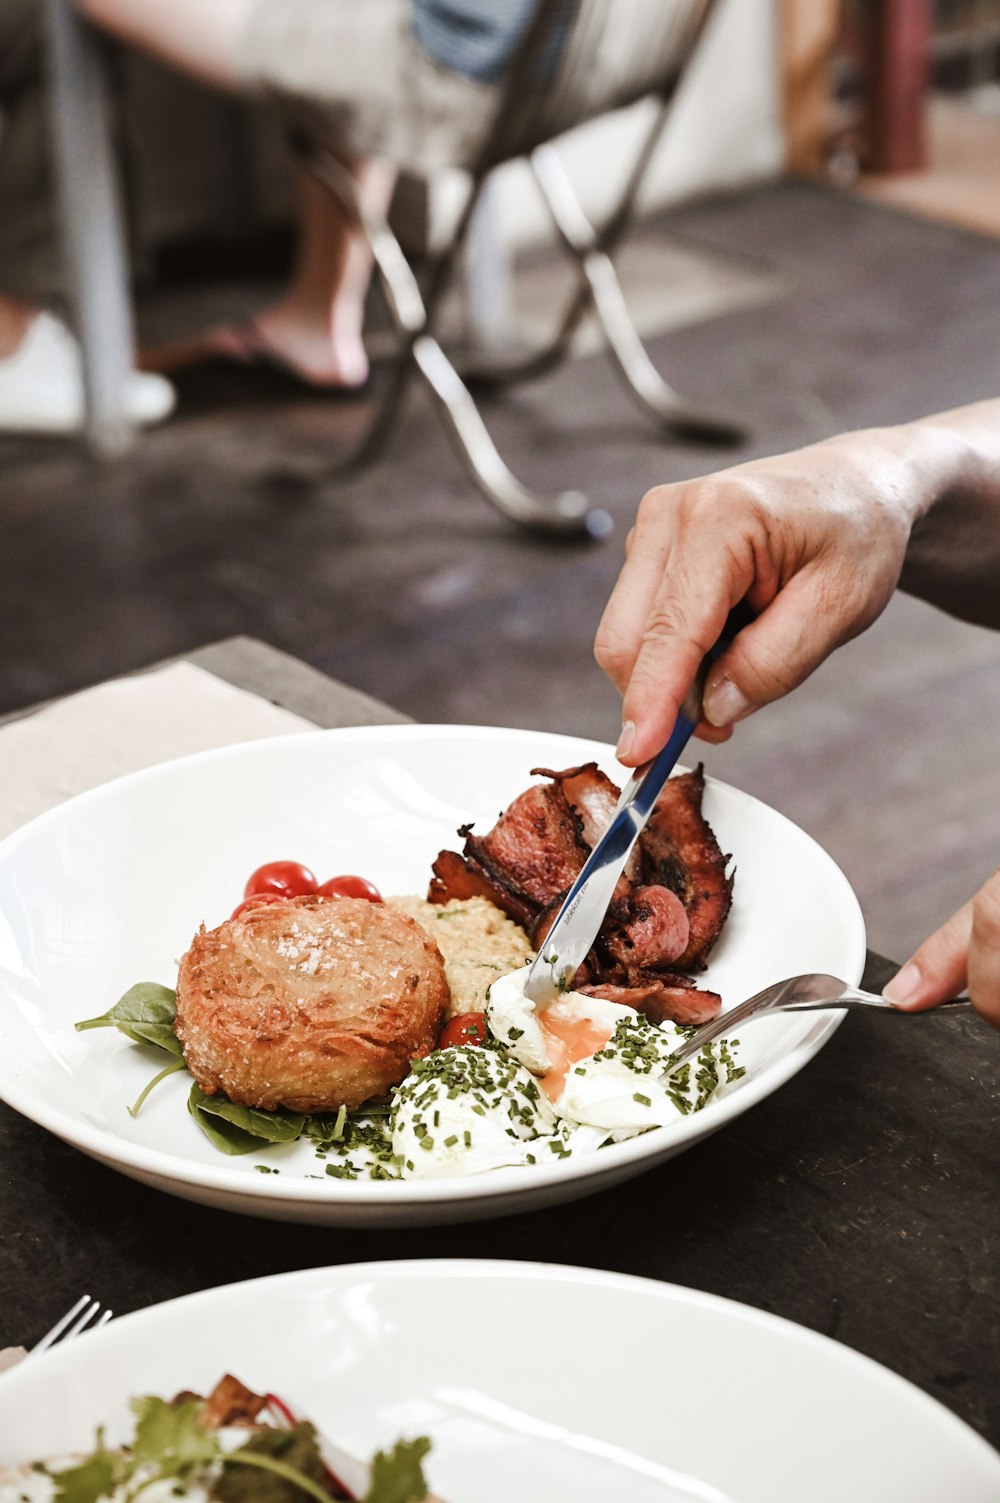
0,725,865,1225
1,1259,997,1502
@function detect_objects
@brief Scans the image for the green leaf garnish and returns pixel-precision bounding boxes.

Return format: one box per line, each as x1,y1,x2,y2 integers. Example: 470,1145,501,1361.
216,1423,336,1503
187,1086,273,1156
48,1439,118,1503
361,1437,432,1503
46,1402,365,1503
129,1057,187,1118
187,1083,306,1155
130,1395,217,1475
76,983,181,1056
189,1084,305,1141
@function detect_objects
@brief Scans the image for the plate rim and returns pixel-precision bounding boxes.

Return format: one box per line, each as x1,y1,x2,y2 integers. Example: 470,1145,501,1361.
0,723,867,1207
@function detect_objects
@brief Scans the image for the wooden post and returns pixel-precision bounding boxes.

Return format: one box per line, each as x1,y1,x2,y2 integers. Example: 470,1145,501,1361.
863,0,931,173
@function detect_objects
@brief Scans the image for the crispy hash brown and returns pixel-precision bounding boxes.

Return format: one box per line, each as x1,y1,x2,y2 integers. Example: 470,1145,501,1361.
175,894,449,1113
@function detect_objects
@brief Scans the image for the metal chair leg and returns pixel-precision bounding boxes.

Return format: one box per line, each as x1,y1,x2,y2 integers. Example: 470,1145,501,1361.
530,143,747,445
411,332,609,536
308,147,611,538
44,0,137,455
459,277,590,389
462,90,680,393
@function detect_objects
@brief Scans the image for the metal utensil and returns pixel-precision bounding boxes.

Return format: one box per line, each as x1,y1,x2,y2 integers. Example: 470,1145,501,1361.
19,1295,112,1367
523,602,754,1006
663,972,972,1074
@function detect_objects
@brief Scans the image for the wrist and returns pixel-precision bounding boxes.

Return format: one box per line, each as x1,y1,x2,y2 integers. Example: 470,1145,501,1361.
847,420,955,526
889,412,987,520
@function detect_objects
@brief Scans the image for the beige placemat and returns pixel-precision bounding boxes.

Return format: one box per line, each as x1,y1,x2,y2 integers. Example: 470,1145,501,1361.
0,662,314,840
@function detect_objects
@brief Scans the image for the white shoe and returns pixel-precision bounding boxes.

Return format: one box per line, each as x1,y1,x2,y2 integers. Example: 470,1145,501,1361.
0,312,175,434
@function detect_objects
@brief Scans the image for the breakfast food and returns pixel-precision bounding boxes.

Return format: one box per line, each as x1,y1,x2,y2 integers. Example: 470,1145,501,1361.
428,763,730,1023
386,893,534,1013
174,895,449,1113
79,760,745,1178
0,1373,435,1503
386,980,743,1179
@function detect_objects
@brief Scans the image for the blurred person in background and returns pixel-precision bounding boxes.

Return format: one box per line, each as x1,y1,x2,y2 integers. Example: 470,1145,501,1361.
76,0,701,390
595,398,1000,1031
0,0,174,432
75,0,570,391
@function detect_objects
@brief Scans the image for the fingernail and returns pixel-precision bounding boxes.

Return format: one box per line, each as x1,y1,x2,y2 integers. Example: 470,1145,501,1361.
883,962,922,1007
616,720,635,760
703,676,752,728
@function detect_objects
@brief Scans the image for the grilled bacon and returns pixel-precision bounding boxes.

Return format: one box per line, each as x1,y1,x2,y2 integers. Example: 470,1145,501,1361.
428,762,733,1021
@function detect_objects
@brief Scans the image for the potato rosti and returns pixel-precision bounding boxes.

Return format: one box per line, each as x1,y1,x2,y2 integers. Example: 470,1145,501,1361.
175,894,449,1113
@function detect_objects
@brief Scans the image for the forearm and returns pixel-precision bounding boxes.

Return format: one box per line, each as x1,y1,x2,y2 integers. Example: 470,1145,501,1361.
893,398,1000,629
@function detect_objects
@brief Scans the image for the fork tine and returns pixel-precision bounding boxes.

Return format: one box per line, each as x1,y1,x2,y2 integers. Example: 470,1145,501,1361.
31,1297,112,1356
64,1299,103,1341
31,1294,92,1355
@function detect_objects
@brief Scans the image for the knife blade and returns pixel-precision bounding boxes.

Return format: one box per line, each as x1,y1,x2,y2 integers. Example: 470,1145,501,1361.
522,602,754,1007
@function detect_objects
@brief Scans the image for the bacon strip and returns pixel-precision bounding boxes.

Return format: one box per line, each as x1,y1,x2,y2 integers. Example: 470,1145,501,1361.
428,848,537,931
579,973,721,1025
531,763,641,883
464,781,587,909
428,761,733,1008
640,766,733,970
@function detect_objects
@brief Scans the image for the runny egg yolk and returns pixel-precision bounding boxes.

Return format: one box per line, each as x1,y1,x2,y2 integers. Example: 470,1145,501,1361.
537,1010,613,1102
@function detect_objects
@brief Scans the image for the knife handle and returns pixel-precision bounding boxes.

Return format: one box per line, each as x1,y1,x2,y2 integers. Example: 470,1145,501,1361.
679,598,757,724
618,600,756,816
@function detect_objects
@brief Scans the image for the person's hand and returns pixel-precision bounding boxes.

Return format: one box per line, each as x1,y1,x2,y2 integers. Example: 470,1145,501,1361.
883,868,1000,1030
595,428,923,765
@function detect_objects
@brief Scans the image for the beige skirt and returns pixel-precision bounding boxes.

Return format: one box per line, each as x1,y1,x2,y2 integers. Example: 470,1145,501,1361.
237,0,707,174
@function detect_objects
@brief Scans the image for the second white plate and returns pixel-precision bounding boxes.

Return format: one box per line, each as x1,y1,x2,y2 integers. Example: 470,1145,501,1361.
1,1260,997,1502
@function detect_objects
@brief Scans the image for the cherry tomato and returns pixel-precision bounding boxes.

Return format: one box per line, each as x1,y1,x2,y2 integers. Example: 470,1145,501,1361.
317,874,383,904
439,1012,488,1049
230,892,286,921
244,860,318,900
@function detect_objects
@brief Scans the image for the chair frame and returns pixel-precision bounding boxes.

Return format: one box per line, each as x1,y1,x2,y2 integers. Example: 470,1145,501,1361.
44,0,138,455
305,0,745,538
45,0,745,530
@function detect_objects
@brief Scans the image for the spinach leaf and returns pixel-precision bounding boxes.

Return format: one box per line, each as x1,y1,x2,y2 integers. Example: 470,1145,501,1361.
129,1057,187,1118
191,1085,306,1142
76,982,181,1056
187,1086,269,1156
188,1083,305,1155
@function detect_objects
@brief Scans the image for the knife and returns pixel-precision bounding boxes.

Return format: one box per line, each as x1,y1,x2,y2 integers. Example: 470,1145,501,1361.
522,601,754,1007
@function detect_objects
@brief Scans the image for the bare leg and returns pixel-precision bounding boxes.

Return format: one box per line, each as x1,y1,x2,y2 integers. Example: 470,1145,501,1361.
75,0,249,90
0,294,36,359
78,0,395,388
226,157,396,388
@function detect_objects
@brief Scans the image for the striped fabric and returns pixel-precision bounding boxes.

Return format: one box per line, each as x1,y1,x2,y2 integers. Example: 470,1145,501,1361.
411,0,569,83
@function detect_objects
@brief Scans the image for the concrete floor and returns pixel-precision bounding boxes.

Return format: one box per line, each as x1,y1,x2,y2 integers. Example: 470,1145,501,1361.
1,178,999,968
860,96,1000,241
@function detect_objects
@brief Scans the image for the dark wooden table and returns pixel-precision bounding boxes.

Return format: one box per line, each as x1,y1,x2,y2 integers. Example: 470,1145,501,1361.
1,640,997,1449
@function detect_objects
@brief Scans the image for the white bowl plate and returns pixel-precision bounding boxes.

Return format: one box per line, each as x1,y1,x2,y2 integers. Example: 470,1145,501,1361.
1,1260,997,1502
0,725,866,1225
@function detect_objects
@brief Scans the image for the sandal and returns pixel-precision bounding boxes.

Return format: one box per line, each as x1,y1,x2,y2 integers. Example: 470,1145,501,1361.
140,318,368,396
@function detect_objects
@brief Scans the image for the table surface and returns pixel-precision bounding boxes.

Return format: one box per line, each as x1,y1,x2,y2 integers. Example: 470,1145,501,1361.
0,638,997,1450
